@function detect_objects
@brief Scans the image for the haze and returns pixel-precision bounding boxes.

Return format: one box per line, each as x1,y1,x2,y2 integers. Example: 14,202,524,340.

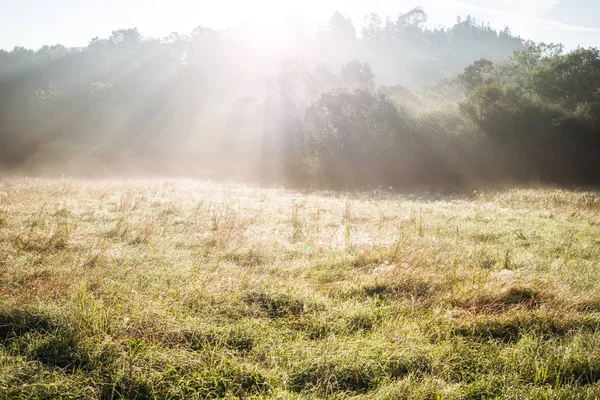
1,0,600,188
2,0,600,50
3,2,600,398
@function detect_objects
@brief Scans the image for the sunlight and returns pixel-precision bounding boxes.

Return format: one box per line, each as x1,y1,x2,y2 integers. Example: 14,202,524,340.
178,0,315,49
2,1,600,398
237,5,312,50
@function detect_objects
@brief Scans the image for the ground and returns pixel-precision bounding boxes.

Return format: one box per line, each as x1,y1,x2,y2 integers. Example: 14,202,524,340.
1,178,600,399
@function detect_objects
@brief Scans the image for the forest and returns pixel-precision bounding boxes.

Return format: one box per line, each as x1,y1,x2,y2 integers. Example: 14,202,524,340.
1,8,599,188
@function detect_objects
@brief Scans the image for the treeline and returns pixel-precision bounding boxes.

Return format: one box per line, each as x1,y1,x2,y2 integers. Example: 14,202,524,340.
1,9,599,187
302,44,600,188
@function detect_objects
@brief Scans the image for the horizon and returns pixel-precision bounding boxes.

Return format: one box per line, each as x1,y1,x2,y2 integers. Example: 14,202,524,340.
1,0,600,51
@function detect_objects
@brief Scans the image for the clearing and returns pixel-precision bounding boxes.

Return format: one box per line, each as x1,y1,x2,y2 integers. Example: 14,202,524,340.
1,178,600,399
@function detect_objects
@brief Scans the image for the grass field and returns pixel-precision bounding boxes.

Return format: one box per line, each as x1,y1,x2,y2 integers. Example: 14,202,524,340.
1,178,600,399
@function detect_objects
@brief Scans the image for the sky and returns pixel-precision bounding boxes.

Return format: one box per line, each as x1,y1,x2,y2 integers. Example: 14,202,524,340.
1,0,599,51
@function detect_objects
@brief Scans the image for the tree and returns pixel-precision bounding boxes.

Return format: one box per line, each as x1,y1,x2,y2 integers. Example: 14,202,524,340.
458,58,494,92
362,13,383,43
328,11,356,40
305,87,408,186
533,47,600,109
340,61,375,90
508,41,563,95
108,28,142,48
397,7,428,29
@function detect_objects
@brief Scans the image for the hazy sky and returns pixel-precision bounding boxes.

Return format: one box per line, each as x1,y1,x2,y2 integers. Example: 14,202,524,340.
1,0,599,50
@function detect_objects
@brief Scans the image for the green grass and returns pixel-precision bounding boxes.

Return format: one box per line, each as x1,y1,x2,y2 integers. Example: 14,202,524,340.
1,178,600,399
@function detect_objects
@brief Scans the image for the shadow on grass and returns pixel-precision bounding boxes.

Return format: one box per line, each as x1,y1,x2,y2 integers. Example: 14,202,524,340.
242,289,313,319
167,327,255,352
452,313,600,343
288,351,432,395
0,308,89,370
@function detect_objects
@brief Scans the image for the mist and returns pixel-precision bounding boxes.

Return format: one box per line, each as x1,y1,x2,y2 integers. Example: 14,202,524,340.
4,5,600,397
1,8,599,188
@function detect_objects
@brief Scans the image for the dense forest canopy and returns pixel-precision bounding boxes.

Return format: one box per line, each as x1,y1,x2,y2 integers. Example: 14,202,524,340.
1,8,599,187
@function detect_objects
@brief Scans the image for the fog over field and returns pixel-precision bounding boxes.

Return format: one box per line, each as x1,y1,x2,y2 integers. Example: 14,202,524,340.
2,2,600,399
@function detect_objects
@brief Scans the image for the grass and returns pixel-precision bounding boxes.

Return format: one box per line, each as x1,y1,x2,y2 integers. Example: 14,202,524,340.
0,178,599,399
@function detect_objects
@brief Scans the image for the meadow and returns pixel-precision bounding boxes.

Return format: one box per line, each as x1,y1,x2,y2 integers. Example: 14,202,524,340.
1,178,600,399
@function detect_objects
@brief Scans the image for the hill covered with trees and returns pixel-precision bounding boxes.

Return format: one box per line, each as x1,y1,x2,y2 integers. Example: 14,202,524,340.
1,8,599,187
